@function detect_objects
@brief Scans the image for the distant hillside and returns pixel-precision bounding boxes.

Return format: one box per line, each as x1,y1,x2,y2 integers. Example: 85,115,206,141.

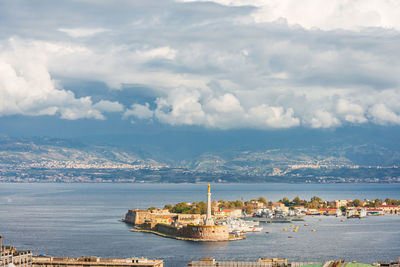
0,128,400,183
0,135,158,166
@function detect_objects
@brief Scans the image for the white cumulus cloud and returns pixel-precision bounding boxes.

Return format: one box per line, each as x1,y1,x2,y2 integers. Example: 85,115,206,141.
1,0,400,129
0,39,122,120
179,0,400,31
59,28,108,38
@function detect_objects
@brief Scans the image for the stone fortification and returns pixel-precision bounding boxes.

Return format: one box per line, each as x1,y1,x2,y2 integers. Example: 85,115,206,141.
153,224,229,241
182,225,229,240
124,184,233,241
124,210,177,226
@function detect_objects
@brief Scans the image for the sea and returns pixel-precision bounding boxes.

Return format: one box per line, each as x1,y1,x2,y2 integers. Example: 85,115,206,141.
0,183,400,267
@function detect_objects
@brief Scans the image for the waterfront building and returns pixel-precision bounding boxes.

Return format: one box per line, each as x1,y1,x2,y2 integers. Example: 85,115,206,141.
318,208,338,215
247,201,265,209
188,258,288,267
214,208,242,219
0,235,32,267
271,203,288,213
175,214,205,226
32,256,163,267
377,205,400,214
188,259,391,267
334,200,349,208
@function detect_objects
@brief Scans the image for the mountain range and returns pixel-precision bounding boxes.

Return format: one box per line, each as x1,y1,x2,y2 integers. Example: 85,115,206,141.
1,126,400,182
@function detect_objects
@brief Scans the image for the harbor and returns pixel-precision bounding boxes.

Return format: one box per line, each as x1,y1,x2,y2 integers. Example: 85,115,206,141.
2,183,400,267
122,184,400,243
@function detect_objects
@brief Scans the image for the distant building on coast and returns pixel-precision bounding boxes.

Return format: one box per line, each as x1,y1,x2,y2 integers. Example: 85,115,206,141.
188,258,400,267
377,205,400,214
32,256,163,267
334,200,349,208
0,235,32,267
188,257,288,267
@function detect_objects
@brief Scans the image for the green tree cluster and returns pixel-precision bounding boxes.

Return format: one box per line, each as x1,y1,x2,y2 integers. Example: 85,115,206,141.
218,200,244,209
257,197,267,204
165,201,208,214
305,196,326,209
278,196,307,207
352,199,363,207
385,198,400,205
279,197,290,206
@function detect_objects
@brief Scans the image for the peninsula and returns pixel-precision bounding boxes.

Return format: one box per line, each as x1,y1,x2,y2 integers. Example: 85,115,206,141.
123,184,245,241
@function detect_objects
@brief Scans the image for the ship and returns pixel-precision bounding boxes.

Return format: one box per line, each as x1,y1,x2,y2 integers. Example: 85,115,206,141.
347,209,367,219
218,218,263,233
249,209,303,223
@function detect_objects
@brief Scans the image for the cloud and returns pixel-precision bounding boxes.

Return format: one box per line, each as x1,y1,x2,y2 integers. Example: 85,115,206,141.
125,88,300,129
370,103,400,125
336,99,367,124
124,103,153,120
0,38,122,120
1,0,400,129
59,28,108,38
93,100,124,113
135,47,177,60
179,0,400,31
247,105,299,128
310,110,340,129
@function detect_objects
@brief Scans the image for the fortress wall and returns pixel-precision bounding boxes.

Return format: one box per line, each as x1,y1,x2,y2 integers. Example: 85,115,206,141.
181,225,229,240
155,224,179,236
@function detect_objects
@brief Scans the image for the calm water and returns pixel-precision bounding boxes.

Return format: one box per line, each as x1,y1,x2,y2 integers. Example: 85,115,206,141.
0,183,400,267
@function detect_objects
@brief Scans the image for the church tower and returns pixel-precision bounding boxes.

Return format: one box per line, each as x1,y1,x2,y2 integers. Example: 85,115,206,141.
204,183,214,225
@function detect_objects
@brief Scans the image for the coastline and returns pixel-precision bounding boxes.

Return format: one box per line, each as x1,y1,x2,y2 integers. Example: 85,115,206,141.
130,228,246,242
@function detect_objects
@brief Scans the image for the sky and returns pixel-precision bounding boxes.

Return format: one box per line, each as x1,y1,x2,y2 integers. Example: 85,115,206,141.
1,0,400,137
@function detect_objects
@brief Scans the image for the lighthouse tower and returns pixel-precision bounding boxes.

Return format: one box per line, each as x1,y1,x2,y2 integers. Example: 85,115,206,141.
204,183,214,226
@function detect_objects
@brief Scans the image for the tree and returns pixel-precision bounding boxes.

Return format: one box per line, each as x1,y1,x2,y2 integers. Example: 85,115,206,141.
384,198,399,205
353,199,362,207
280,197,290,206
164,204,172,211
172,202,191,213
310,196,322,203
293,196,301,206
148,206,156,212
197,201,207,214
233,200,244,208
243,206,254,215
393,199,400,205
374,199,382,207
340,206,346,213
258,197,267,205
